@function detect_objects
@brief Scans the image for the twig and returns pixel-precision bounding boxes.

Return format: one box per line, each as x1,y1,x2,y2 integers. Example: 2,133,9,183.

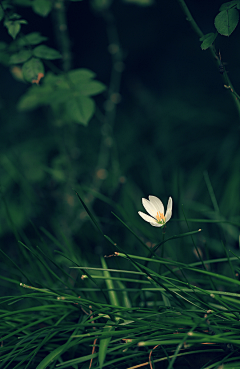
177,0,240,117
52,0,72,71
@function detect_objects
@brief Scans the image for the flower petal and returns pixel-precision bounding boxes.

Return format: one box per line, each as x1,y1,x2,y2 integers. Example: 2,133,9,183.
150,222,163,227
142,198,158,218
165,197,173,222
148,196,164,215
138,211,157,224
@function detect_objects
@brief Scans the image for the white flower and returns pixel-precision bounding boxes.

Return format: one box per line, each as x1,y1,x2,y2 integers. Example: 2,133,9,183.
138,196,173,227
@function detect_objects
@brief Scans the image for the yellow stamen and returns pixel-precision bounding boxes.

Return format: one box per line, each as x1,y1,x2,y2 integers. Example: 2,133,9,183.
156,212,165,224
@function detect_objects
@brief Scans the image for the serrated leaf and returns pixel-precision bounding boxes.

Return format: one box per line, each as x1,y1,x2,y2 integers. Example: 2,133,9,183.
200,33,217,50
75,80,106,96
220,1,238,11
33,45,61,60
18,32,48,46
65,96,95,125
9,50,32,64
214,9,239,36
22,57,44,82
32,0,52,17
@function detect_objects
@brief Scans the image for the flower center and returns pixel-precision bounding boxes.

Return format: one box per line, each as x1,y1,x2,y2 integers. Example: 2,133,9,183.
156,212,165,224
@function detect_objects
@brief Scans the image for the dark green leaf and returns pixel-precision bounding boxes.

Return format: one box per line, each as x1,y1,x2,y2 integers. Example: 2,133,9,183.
200,33,217,50
65,96,95,125
17,85,52,110
219,1,239,11
18,93,42,110
68,68,96,81
4,20,21,39
22,57,44,82
33,45,62,60
199,34,210,41
32,0,52,17
17,32,48,46
75,80,106,96
9,50,32,64
214,8,239,36
48,89,71,104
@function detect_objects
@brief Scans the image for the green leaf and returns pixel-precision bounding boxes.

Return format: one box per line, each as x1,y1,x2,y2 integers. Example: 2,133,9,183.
75,80,106,96
214,8,239,36
65,96,95,125
32,0,52,17
22,57,44,82
68,68,96,81
17,85,52,110
219,1,239,11
9,49,32,64
4,20,21,39
33,45,62,60
200,33,217,50
48,89,72,104
18,32,48,46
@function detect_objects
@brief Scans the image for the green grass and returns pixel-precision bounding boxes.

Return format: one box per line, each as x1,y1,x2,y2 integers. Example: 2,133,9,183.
1,191,240,369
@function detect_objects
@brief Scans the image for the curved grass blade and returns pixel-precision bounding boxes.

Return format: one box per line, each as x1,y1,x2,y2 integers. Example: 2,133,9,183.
75,191,103,235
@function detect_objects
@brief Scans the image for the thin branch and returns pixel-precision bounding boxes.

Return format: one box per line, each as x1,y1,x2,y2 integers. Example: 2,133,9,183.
177,0,240,118
52,0,72,72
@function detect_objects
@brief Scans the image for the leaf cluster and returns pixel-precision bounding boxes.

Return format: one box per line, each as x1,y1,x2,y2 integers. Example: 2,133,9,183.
200,0,240,50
